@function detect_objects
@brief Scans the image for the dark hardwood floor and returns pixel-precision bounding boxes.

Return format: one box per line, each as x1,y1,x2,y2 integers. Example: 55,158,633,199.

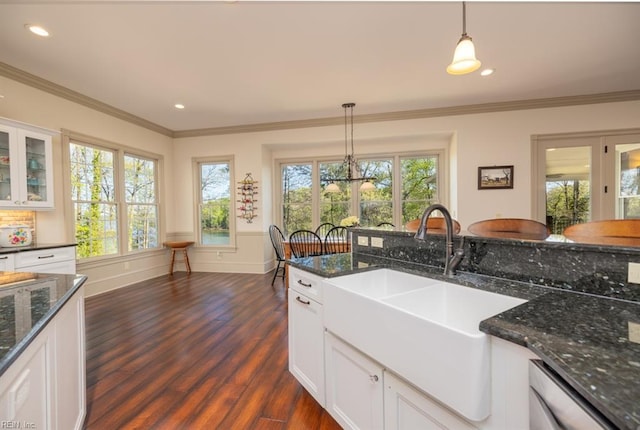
83,271,341,430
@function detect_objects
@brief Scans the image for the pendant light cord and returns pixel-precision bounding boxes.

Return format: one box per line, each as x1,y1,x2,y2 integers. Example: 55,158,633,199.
462,1,467,36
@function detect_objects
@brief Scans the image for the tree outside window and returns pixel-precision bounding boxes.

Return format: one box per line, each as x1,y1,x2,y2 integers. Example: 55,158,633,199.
401,156,438,224
125,155,158,251
282,163,312,235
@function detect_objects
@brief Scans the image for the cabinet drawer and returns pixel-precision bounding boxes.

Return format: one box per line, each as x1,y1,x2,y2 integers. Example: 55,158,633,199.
15,247,76,269
289,267,324,303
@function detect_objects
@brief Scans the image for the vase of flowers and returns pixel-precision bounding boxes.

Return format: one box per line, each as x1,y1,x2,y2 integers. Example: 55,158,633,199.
340,216,360,227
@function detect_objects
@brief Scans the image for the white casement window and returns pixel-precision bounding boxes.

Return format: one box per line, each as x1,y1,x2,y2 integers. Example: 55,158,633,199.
66,134,161,259
195,157,235,247
278,152,443,235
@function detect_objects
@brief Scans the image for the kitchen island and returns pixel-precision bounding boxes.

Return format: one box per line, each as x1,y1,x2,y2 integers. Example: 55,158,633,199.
0,270,87,430
288,252,640,430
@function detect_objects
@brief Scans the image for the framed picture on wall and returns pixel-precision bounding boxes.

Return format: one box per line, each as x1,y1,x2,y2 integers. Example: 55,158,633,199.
478,165,514,189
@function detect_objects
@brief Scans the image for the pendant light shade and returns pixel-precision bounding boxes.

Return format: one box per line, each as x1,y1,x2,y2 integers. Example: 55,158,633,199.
359,181,376,192
325,182,340,193
447,2,481,75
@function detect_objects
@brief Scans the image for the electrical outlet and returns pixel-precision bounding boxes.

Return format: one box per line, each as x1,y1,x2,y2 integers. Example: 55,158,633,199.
357,262,369,268
628,262,640,284
371,237,384,248
357,236,369,246
629,321,640,344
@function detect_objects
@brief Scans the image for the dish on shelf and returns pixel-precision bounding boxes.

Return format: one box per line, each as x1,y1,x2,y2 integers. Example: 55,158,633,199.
0,156,9,165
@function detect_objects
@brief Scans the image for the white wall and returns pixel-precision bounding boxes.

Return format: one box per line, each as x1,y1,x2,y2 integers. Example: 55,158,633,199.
2,72,639,295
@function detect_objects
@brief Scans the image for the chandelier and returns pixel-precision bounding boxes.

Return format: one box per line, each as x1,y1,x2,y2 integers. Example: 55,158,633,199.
324,103,376,193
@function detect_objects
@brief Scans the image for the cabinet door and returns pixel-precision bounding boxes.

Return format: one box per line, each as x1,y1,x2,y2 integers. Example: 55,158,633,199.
385,371,477,430
0,124,20,207
325,332,384,430
18,129,53,208
288,290,325,407
0,331,52,428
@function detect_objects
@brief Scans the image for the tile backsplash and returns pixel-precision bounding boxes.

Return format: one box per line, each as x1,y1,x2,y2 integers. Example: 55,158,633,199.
0,210,36,242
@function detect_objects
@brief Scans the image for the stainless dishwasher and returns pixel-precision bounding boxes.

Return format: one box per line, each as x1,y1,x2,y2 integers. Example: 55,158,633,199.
529,360,616,430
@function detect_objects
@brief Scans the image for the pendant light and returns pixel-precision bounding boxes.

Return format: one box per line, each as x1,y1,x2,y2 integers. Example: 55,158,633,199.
324,103,376,193
446,1,481,75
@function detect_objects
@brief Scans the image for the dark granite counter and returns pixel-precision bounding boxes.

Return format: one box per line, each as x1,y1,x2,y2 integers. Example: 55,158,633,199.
0,271,87,377
288,253,640,430
0,242,77,255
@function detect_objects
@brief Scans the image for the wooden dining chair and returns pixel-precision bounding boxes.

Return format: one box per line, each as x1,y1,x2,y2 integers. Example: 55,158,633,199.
268,225,287,285
404,217,461,234
324,226,349,254
314,222,335,238
467,218,550,240
562,219,640,246
288,230,324,258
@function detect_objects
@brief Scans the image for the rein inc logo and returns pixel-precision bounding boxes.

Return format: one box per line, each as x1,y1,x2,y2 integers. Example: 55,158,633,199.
1,422,35,429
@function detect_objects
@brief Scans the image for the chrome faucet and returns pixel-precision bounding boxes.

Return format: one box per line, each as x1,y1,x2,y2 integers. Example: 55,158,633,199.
414,204,465,276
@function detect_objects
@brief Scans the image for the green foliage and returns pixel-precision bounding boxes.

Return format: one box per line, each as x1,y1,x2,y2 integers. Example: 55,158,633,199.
546,180,590,234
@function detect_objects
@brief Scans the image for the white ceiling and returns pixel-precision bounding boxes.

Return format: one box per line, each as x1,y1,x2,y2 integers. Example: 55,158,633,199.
1,1,639,133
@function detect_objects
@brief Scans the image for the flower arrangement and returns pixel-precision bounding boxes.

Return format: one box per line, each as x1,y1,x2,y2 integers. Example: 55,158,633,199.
340,216,360,227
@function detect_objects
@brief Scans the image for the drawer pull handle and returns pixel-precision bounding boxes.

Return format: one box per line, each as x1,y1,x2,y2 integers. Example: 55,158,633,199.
297,279,312,288
0,256,7,260
296,296,311,305
370,374,379,383
38,254,55,259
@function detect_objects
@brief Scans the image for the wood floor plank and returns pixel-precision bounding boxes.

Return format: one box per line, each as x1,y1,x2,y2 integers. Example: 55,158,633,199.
83,271,341,430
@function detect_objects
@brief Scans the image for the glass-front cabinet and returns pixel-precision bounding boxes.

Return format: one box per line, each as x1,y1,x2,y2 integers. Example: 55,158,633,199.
0,119,55,209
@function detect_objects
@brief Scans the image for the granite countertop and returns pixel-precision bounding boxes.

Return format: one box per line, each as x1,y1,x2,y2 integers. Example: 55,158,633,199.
0,271,87,377
0,242,77,254
288,254,640,430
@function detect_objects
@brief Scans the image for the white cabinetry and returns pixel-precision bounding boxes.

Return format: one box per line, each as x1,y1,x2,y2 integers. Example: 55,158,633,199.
324,332,384,430
288,267,326,407
385,371,477,430
0,254,15,271
14,246,76,275
0,283,86,430
0,118,55,209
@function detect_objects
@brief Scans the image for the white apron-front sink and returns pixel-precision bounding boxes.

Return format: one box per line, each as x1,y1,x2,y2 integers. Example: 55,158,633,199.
323,268,526,422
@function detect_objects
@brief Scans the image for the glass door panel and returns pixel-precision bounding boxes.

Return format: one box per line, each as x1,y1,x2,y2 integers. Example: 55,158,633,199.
25,136,47,202
545,146,591,234
615,143,640,219
0,129,12,202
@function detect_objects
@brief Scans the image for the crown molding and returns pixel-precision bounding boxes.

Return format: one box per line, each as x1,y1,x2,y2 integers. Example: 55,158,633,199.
174,89,640,138
0,62,173,137
2,61,639,139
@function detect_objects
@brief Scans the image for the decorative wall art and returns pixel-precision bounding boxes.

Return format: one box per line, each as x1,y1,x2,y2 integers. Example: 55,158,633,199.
478,165,514,190
237,173,258,223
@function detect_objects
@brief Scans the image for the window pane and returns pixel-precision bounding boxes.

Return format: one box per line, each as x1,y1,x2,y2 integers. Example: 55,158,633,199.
545,146,591,234
282,163,312,235
320,161,351,225
200,162,230,245
401,156,438,223
124,155,155,203
359,159,392,226
74,202,118,257
616,144,640,219
70,143,117,258
128,205,158,251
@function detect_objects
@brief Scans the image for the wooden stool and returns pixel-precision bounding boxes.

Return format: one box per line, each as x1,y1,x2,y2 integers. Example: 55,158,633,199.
164,241,194,275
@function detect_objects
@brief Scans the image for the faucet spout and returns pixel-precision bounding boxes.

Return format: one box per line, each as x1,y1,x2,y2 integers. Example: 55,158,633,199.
414,204,464,276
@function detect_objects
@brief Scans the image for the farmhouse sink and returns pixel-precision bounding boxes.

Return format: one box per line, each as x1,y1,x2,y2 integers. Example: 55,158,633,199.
323,268,527,422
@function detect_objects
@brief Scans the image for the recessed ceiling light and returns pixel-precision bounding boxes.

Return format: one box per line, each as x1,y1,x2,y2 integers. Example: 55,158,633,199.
174,104,185,110
480,68,495,77
25,24,50,37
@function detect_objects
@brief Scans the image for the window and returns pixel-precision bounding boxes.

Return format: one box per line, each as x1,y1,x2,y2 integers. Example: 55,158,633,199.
125,154,158,251
278,152,442,234
69,138,161,259
196,158,234,246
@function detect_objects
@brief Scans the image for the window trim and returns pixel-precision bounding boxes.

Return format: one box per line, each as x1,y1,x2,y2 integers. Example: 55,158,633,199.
275,149,447,232
192,155,237,249
62,130,164,261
